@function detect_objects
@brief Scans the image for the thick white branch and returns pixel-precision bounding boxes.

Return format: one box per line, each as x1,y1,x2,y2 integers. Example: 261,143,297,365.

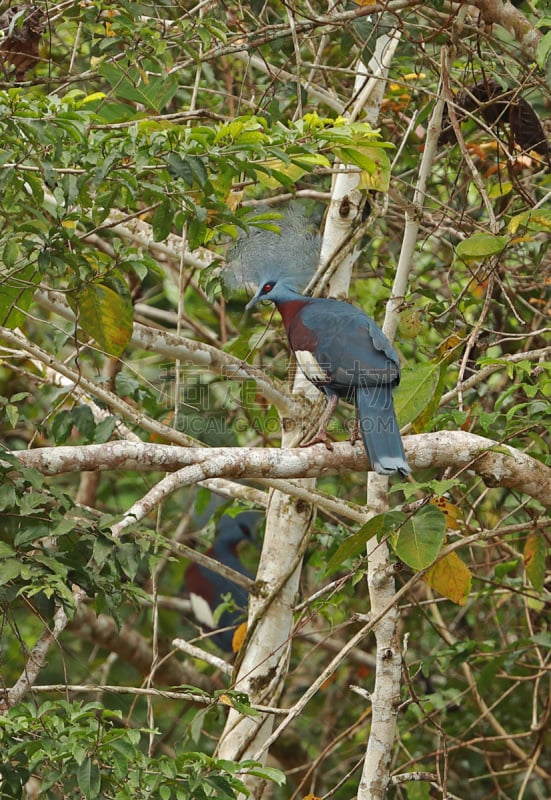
8,432,550,507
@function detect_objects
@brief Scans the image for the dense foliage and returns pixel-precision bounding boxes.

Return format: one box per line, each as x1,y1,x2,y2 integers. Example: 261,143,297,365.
0,1,549,798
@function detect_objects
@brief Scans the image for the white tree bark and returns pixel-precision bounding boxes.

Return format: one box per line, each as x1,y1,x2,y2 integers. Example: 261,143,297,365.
358,58,446,800
214,30,406,785
216,375,319,783
7,432,550,508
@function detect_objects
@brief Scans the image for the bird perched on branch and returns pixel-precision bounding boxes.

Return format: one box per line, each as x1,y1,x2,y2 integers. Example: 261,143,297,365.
229,206,410,477
184,511,259,652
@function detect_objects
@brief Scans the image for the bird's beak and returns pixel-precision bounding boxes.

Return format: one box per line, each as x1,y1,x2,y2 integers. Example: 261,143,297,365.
245,290,262,311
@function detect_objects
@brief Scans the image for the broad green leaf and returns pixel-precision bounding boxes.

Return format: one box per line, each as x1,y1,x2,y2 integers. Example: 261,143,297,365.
325,511,406,574
75,280,133,358
190,707,208,744
3,239,19,268
255,159,309,189
291,152,331,169
93,417,116,444
187,155,209,187
488,181,512,199
394,361,442,429
0,482,17,510
456,233,508,260
152,199,173,242
524,532,546,593
241,765,286,785
99,62,178,113
223,330,257,359
0,558,23,584
536,29,551,70
424,550,472,605
72,406,96,441
0,264,39,329
77,757,101,799
390,504,446,570
404,780,431,800
51,410,74,445
5,404,19,428
333,145,391,191
0,541,15,557
166,153,194,186
215,690,259,716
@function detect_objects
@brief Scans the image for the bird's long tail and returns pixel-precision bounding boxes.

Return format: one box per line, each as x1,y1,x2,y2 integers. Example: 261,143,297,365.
356,386,410,477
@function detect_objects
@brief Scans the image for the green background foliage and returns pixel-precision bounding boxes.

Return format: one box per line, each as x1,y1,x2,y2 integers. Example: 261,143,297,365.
0,0,549,798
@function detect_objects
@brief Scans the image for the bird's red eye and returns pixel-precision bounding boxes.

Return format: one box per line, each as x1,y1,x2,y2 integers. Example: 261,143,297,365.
262,283,273,294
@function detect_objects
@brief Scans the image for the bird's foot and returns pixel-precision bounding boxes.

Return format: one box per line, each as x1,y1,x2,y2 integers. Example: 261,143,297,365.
349,417,360,446
299,428,334,450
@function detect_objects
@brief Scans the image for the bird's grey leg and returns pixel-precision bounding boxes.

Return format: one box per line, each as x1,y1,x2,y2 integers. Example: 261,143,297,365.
300,393,339,450
349,412,360,446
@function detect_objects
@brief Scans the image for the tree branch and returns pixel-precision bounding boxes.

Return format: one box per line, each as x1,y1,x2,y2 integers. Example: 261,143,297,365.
8,433,550,507
32,294,301,417
467,0,542,61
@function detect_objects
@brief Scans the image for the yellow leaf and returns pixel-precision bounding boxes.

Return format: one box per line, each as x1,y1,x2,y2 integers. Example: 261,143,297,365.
398,308,423,339
232,622,247,654
227,190,243,211
523,532,546,593
77,92,107,106
437,334,464,363
430,497,464,531
424,551,472,605
218,694,233,706
75,278,133,358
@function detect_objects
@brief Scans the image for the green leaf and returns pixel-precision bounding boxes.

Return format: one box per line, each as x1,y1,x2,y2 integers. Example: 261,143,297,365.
391,505,446,570
152,200,173,242
72,406,96,441
0,541,15,557
116,542,141,581
205,776,235,799
51,410,74,445
394,361,442,429
75,279,133,358
0,559,23,584
242,764,286,785
290,152,331,170
3,239,19,268
404,780,431,800
0,264,39,329
99,62,178,113
536,29,551,71
488,181,512,199
215,690,259,716
0,481,17,510
187,155,208,187
456,233,508,260
93,417,116,444
166,153,194,186
5,404,19,428
77,757,101,799
325,511,406,574
334,145,391,191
